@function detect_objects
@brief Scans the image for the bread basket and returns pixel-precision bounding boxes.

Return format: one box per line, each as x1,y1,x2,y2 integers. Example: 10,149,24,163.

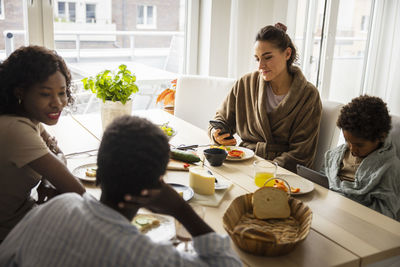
223,180,312,256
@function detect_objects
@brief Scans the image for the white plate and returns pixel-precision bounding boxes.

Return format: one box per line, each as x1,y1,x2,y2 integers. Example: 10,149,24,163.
72,163,97,182
168,183,194,201
214,180,230,190
132,213,175,243
275,174,315,195
224,146,255,161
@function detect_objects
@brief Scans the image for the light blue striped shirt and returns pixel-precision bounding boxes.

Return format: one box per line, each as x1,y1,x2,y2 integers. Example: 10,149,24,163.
0,193,242,267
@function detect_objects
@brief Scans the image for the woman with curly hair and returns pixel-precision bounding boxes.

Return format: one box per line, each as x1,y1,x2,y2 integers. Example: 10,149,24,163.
209,23,322,173
324,95,400,220
0,46,85,241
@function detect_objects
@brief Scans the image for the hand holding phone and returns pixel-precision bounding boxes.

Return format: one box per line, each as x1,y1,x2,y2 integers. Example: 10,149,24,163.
209,120,234,140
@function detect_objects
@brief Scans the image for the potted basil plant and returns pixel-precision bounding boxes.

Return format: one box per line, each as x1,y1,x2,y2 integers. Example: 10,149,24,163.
82,64,139,130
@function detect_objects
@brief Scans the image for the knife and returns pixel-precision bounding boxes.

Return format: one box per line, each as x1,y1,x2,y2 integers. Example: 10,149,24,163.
176,144,212,150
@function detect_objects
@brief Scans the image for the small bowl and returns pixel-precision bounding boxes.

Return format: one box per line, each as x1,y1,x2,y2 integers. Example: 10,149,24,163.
203,148,227,166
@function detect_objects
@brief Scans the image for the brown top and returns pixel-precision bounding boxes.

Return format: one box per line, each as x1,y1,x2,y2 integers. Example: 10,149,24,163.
209,66,322,172
338,149,362,182
0,115,49,240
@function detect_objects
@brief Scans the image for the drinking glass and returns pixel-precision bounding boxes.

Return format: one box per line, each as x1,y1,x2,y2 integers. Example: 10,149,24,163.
175,204,205,253
253,160,278,187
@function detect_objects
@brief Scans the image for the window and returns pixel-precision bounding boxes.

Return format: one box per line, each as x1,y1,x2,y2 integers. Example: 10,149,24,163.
293,0,374,104
56,1,76,23
137,5,157,29
86,4,96,23
58,2,66,19
68,3,76,22
0,0,5,20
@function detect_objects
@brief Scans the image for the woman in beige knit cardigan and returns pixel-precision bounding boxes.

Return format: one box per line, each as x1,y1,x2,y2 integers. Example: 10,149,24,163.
209,23,322,173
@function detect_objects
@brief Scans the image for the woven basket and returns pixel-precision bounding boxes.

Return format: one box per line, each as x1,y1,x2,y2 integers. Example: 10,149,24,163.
223,193,312,256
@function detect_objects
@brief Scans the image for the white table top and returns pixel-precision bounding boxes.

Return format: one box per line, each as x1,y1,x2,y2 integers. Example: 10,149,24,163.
49,109,400,267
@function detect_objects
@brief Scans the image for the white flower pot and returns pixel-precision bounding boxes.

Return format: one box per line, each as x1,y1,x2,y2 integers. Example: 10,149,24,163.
100,100,133,130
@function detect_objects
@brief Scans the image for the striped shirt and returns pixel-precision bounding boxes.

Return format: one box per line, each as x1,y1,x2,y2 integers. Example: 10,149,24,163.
0,193,242,267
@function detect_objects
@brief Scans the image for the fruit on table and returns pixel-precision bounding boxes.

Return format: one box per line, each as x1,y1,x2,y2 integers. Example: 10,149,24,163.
159,123,175,137
265,179,300,193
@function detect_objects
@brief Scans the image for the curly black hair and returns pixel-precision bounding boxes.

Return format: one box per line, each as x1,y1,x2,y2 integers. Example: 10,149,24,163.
96,116,170,204
337,95,391,141
255,23,298,73
0,46,73,114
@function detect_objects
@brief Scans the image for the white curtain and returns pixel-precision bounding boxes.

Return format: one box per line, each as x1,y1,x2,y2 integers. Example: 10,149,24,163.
365,0,400,116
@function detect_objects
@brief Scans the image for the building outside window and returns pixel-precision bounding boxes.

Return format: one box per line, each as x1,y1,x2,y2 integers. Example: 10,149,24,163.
0,0,5,20
137,5,157,29
86,4,96,23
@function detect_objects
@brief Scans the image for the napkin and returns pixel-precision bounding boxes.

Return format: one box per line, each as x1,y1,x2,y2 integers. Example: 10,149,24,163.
190,176,233,207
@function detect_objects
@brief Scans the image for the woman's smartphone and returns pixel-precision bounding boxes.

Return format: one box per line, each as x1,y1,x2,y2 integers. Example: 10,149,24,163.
209,120,234,140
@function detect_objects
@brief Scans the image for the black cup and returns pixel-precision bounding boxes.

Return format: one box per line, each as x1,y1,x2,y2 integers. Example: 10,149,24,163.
203,148,227,166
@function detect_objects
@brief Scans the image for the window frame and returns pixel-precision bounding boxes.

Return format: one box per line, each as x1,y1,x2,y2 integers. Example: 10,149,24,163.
299,0,375,100
85,3,97,24
136,4,157,29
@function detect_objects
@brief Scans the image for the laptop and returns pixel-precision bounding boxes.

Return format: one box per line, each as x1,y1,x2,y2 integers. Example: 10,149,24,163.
296,164,329,188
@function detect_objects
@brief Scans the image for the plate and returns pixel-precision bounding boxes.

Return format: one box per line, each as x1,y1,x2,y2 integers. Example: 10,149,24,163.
168,183,194,201
224,146,255,161
72,163,97,182
275,174,315,195
132,213,175,243
214,180,230,190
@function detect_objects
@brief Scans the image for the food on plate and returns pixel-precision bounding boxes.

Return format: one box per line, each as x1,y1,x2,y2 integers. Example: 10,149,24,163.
189,166,215,195
85,168,97,177
228,149,245,158
159,123,175,138
132,214,161,233
171,149,201,163
263,179,301,193
252,186,290,219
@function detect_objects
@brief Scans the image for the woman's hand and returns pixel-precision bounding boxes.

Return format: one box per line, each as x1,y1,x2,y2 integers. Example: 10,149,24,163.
213,129,237,146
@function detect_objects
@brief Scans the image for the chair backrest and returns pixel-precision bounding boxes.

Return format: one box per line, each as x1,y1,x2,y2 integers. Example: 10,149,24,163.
174,75,236,130
312,100,344,171
389,114,400,159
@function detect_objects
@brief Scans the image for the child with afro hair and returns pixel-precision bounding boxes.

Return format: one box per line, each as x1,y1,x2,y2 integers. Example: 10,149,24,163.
323,95,400,221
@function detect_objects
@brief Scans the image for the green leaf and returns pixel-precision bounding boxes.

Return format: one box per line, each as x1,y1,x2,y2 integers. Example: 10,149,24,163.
80,64,138,103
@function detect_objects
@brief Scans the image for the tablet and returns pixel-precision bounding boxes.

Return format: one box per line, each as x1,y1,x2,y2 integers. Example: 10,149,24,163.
296,164,329,188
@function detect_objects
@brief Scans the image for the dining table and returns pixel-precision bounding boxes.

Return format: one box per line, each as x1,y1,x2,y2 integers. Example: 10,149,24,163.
45,109,400,267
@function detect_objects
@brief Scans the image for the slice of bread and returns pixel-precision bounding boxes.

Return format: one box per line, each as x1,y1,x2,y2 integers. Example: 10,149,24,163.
252,187,290,219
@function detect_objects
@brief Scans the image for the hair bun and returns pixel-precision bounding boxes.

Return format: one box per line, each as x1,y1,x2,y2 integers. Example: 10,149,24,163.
275,22,287,32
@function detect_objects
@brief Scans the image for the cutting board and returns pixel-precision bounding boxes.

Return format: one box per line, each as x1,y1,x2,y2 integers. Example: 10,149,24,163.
167,159,194,171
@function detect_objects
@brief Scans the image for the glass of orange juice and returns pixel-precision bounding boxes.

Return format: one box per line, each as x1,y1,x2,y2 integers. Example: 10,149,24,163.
253,160,278,187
